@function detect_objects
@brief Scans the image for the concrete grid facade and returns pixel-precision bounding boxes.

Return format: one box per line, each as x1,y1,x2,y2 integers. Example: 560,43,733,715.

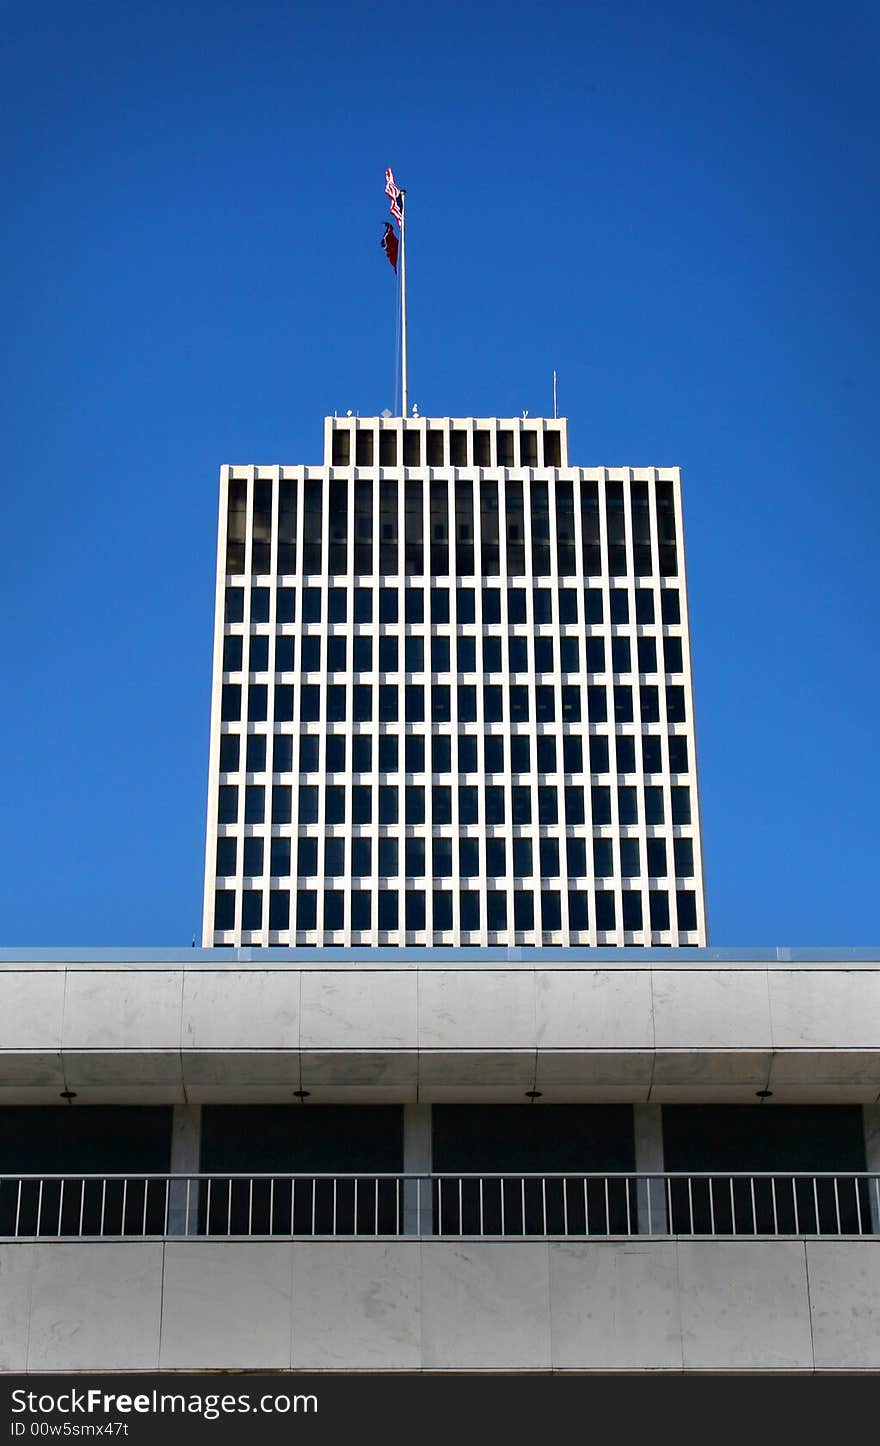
202,416,707,948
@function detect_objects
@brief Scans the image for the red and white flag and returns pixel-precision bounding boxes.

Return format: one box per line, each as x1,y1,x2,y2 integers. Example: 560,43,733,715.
385,167,403,226
381,221,399,273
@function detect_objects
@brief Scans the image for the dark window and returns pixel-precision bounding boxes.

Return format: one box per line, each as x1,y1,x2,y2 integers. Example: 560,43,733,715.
648,839,668,877
656,481,678,575
405,890,426,930
666,686,686,723
485,785,505,824
405,735,425,772
536,686,555,723
586,638,605,672
497,430,514,465
242,891,262,930
352,685,372,722
433,837,452,878
379,838,398,878
378,891,398,930
539,838,559,877
613,686,633,723
610,589,629,624
427,430,444,465
379,636,398,672
432,685,451,722
512,786,531,824
645,787,665,825
225,479,247,573
618,786,638,825
616,736,636,774
591,786,612,825
332,429,351,465
507,588,526,623
650,891,670,931
593,838,613,877
565,786,585,825
405,587,424,623
664,636,683,673
405,685,425,722
535,638,554,673
379,786,398,824
558,588,578,624
509,637,528,673
587,685,607,722
379,587,398,624
620,838,640,878
458,685,477,723
538,786,558,824
458,734,478,773
589,735,609,773
329,480,347,573
298,838,318,876
244,785,265,824
510,685,529,722
276,638,295,671
271,786,292,825
533,588,552,624
356,429,373,465
635,590,654,624
351,891,371,929
459,786,478,824
216,837,237,876
433,891,453,929
510,736,530,773
482,587,502,623
514,891,534,930
560,637,579,673
303,479,323,574
431,636,450,674
301,637,321,672
354,484,373,575
556,483,576,575
637,637,657,673
632,481,653,576
640,687,660,723
455,480,475,574
568,892,589,931
297,890,317,929
325,735,346,773
378,733,398,780
457,587,476,624
223,635,243,672
430,482,449,573
459,838,479,877
487,891,507,931
379,430,397,466
486,837,506,876
480,482,500,575
325,785,345,825
220,734,240,773
354,586,373,622
459,636,478,673
537,735,556,772
326,684,346,722
270,838,291,877
677,891,698,930
585,587,603,623
432,785,452,823
353,735,372,772
562,736,583,773
513,838,532,877
450,430,467,465
506,481,526,575
661,590,681,625
269,891,289,930
460,891,480,930
674,838,694,877
405,786,425,825
595,892,616,930
543,430,561,466
605,480,627,576
542,890,561,931
221,685,241,722
327,637,347,673
352,786,372,825
561,686,580,722
622,892,643,931
431,587,450,624
298,786,318,823
299,735,319,772
567,838,587,876
325,840,344,877
430,740,450,775
642,735,662,773
521,430,538,465
484,736,504,774
379,480,398,574
301,588,321,623
611,637,631,673
225,586,244,623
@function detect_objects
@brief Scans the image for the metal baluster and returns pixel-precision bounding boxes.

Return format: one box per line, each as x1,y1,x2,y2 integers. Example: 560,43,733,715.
812,1176,820,1235
37,1179,44,1237
688,1176,694,1235
79,1180,86,1238
584,1176,589,1236
100,1179,107,1238
270,1178,275,1235
479,1178,484,1237
248,1178,254,1237
604,1176,610,1236
459,1177,463,1236
142,1180,149,1237
749,1177,756,1235
562,1177,568,1237
14,1180,22,1238
521,1177,526,1236
833,1177,841,1236
709,1178,716,1237
374,1178,379,1237
354,1178,358,1237
57,1179,64,1236
500,1178,505,1237
438,1177,443,1237
333,1179,337,1237
122,1179,128,1237
542,1177,547,1236
771,1177,778,1237
206,1178,212,1236
792,1176,799,1236
625,1175,632,1236
854,1176,864,1236
311,1179,316,1237
646,1176,653,1236
729,1176,735,1234
163,1179,170,1237
226,1178,232,1236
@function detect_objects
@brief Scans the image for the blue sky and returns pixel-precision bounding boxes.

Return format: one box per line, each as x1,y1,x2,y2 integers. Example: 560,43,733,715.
1,0,877,945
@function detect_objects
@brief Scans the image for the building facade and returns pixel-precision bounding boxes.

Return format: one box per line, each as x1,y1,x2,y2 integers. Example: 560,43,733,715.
203,416,707,948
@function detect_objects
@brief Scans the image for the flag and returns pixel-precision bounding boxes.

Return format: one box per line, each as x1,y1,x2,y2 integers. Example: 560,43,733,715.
385,167,403,226
381,221,399,273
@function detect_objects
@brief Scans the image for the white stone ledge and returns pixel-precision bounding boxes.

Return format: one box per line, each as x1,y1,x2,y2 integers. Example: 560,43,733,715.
2,1238,880,1372
1,963,880,1103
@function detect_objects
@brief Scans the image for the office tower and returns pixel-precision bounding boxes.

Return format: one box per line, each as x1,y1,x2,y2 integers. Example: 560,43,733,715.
203,415,707,947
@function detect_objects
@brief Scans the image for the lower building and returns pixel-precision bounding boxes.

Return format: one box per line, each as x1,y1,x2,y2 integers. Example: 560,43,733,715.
1,946,879,1372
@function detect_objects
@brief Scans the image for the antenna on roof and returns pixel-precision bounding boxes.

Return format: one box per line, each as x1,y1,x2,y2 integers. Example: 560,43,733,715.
552,370,558,420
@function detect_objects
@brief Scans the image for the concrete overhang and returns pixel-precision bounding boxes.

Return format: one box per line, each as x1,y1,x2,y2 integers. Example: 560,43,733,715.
1,947,879,1105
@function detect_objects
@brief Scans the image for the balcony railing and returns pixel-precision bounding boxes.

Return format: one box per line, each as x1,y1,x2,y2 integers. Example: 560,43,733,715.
1,1172,878,1240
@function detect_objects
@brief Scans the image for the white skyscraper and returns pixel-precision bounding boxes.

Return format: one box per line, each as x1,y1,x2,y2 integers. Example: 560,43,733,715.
202,415,707,947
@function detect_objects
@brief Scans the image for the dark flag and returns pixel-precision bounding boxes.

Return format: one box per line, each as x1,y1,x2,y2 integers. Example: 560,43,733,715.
382,221,399,273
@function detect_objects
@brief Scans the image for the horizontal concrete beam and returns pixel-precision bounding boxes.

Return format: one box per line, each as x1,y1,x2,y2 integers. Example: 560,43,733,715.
2,1237,879,1372
1,958,880,1104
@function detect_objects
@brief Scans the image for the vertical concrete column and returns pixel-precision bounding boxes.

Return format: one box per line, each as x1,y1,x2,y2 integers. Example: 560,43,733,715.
403,1104,433,1235
633,1104,667,1235
863,1106,880,1233
168,1105,202,1236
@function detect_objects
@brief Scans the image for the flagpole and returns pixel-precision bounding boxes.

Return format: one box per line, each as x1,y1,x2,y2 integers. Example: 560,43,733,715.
400,190,408,418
